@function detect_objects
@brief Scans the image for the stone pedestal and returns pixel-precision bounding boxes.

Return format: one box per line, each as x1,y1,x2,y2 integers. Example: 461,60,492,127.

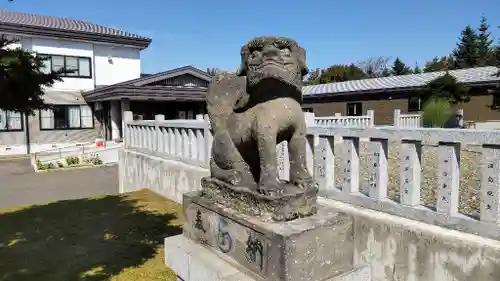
165,191,365,281
165,235,371,281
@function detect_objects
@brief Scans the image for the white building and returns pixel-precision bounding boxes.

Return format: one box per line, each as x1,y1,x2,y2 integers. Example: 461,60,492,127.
0,9,151,155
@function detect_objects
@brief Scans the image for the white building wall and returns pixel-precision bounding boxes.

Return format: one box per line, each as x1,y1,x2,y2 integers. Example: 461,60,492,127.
1,33,142,90
31,38,95,91
0,33,144,155
94,44,141,86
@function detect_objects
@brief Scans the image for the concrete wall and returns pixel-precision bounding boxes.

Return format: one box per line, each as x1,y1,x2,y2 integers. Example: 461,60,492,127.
120,113,500,280
118,148,209,203
319,198,500,281
118,148,500,281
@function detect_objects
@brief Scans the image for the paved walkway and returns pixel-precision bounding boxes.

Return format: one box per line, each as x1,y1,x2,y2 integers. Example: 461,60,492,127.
0,158,119,209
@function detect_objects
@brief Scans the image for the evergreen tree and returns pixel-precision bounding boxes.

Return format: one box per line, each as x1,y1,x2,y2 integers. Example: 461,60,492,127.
422,72,470,105
452,25,479,69
0,36,65,113
391,57,412,75
496,46,500,77
380,68,392,77
318,64,367,83
477,16,495,66
423,56,454,72
413,63,422,74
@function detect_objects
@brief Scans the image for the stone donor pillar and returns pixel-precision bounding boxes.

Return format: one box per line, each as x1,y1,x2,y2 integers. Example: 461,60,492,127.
110,100,121,140
164,36,370,281
120,99,131,141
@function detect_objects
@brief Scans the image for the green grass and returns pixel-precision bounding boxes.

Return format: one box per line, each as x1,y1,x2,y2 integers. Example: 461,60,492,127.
0,190,183,281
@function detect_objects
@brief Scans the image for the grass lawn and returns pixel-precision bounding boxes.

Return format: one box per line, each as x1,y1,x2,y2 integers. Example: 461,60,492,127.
0,189,183,281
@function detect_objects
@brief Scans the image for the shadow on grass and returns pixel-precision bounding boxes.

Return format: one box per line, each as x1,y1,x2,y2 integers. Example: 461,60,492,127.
0,192,182,281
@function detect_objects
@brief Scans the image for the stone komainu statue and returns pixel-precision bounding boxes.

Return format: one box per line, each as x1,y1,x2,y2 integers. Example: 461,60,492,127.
202,36,318,221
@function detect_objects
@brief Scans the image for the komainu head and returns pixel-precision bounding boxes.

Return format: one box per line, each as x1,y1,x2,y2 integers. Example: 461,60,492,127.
237,36,309,99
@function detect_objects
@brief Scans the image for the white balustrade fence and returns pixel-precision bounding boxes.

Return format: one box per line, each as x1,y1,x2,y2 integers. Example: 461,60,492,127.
123,112,212,168
304,125,500,240
123,110,500,240
313,109,422,129
314,110,375,128
394,109,422,128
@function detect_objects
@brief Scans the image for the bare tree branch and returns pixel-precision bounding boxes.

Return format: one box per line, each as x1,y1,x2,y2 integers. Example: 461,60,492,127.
356,56,391,78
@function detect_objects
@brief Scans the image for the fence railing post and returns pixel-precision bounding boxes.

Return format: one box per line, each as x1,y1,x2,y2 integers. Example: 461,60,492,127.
123,111,133,148
203,114,212,168
393,109,401,127
456,108,464,128
367,110,375,127
154,114,165,152
304,112,315,126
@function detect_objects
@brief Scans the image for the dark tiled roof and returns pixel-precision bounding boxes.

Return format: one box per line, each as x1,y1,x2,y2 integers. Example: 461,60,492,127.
0,10,151,48
82,65,212,100
129,65,212,87
303,66,500,96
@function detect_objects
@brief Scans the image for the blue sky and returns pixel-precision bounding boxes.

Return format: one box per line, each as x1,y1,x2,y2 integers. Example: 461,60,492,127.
2,0,499,74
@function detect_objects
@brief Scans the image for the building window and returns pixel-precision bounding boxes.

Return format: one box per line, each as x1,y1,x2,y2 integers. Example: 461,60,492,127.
408,95,423,112
303,107,314,113
40,105,94,130
39,54,92,78
0,110,23,131
346,102,362,116
493,94,500,109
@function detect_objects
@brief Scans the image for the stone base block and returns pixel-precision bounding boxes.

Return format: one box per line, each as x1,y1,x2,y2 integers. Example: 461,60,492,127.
165,235,371,281
200,177,319,222
180,191,357,281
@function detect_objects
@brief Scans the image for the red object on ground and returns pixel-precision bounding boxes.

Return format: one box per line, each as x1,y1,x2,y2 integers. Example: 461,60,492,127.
96,140,104,147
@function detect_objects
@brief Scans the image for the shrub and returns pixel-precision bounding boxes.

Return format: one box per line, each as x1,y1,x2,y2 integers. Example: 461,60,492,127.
422,99,453,128
56,161,64,168
36,159,43,170
83,153,103,165
36,160,55,170
65,156,80,166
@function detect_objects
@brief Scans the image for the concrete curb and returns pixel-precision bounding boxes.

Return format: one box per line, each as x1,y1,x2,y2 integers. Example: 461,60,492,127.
0,155,32,161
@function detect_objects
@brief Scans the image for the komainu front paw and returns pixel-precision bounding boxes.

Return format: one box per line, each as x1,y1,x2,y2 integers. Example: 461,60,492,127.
257,179,283,196
226,170,242,185
291,177,315,189
210,165,242,186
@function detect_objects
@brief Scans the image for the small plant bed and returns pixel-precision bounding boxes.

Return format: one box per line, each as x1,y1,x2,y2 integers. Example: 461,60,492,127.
36,153,105,172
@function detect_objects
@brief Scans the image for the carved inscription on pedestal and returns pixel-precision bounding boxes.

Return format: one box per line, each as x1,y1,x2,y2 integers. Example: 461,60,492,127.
194,209,206,233
245,233,264,271
184,202,269,277
216,218,233,253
